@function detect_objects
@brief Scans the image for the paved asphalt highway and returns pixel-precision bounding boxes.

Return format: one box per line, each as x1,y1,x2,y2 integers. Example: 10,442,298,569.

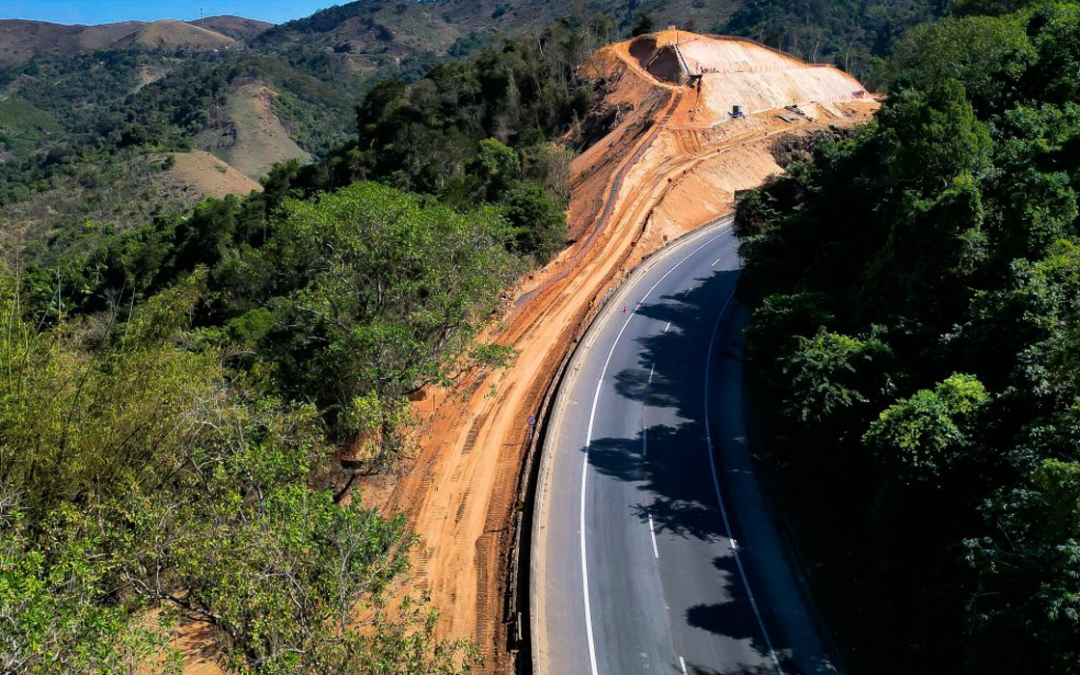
531,219,838,675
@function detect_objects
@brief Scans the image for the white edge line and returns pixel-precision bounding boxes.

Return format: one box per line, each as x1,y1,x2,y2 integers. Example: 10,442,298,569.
704,292,786,675
580,228,729,675
648,513,660,559
532,216,733,675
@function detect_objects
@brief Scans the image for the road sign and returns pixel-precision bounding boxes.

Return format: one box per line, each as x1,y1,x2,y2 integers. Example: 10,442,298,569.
527,415,536,426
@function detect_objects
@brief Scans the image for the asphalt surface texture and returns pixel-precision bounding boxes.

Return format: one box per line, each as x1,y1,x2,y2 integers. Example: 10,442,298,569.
532,219,838,675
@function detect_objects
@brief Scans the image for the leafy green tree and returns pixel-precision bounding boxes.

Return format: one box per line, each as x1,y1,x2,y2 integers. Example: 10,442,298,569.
781,327,892,429
966,456,1080,674
866,172,988,322
745,291,834,389
256,182,520,465
503,180,567,263
1,493,181,675
0,271,217,514
1026,1,1080,105
877,80,992,195
471,138,521,201
888,15,1033,109
969,240,1080,409
864,373,990,486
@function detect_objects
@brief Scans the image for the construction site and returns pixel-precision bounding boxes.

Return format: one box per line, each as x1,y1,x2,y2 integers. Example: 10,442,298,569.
345,29,882,674
180,28,880,675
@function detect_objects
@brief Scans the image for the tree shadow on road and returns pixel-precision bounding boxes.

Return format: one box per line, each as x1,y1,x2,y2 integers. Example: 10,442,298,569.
587,423,727,543
575,266,834,675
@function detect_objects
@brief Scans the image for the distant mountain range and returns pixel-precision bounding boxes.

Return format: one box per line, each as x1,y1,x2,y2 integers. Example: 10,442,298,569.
0,0,740,71
0,0,934,258
0,16,272,67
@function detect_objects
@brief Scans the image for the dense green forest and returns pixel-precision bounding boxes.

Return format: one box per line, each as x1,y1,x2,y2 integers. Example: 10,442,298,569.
0,21,597,673
735,0,1080,671
722,0,951,81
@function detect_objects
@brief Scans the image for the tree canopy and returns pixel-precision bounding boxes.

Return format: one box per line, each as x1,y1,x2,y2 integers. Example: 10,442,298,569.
736,1,1080,670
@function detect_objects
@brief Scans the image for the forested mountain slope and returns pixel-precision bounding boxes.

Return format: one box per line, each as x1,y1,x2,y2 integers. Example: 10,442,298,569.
0,12,601,671
735,0,1080,671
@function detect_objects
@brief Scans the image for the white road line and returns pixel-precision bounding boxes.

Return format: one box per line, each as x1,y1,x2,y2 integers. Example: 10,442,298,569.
682,288,691,298
711,257,722,267
642,410,648,458
680,656,688,674
580,229,728,675
648,363,655,384
648,513,659,559
704,292,785,675
664,322,672,333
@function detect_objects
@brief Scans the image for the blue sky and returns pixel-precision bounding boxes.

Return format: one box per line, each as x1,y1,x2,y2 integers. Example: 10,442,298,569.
0,1,338,25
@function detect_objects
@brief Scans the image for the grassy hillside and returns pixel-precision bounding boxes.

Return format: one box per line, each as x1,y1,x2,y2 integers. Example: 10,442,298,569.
196,83,312,180
0,17,249,68
164,150,262,197
0,19,145,67
116,20,237,51
191,15,274,41
0,96,61,158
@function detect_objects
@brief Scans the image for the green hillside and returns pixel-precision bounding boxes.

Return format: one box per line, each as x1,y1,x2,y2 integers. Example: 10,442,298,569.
0,96,60,156
117,20,238,51
736,0,1080,671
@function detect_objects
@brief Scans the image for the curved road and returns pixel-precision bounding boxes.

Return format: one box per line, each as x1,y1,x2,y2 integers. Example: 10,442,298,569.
531,219,838,675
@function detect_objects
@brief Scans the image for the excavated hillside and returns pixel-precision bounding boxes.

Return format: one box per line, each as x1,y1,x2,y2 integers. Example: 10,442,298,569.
359,30,881,674
190,29,878,675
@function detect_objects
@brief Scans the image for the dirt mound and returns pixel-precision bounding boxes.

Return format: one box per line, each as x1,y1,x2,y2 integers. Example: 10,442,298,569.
617,32,870,125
